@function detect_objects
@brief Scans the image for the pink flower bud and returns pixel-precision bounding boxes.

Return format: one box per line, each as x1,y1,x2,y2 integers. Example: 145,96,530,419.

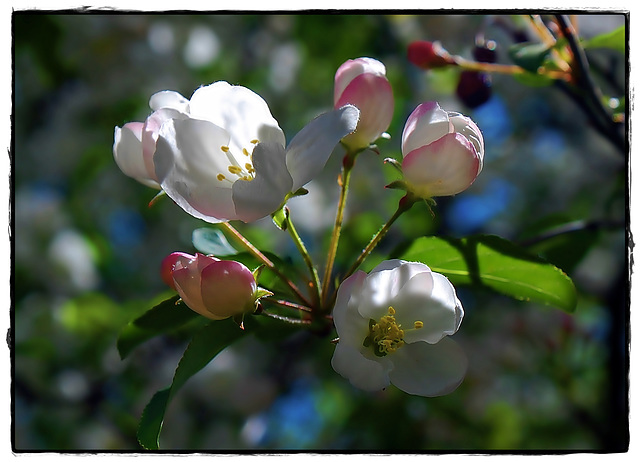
161,252,258,320
401,102,484,198
334,57,394,151
407,41,457,70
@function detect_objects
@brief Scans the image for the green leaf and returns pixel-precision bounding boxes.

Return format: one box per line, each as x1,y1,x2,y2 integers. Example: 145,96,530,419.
583,25,625,53
137,318,255,449
396,235,577,313
271,206,289,231
136,387,170,451
289,187,309,198
117,295,200,359
508,42,552,73
192,227,238,256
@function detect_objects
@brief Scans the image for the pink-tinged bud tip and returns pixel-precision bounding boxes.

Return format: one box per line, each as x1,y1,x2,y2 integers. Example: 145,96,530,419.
160,251,199,290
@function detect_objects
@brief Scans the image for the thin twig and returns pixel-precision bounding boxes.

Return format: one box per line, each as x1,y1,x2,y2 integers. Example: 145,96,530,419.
554,14,625,153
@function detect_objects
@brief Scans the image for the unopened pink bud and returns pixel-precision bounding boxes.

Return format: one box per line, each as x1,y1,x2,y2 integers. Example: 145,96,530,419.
161,252,258,320
334,57,394,151
400,102,484,198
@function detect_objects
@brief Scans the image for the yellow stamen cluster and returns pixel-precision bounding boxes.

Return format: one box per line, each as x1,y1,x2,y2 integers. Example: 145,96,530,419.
217,141,260,183
363,307,424,357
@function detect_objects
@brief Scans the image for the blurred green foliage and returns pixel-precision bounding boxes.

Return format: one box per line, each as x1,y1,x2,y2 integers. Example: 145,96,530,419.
13,12,627,452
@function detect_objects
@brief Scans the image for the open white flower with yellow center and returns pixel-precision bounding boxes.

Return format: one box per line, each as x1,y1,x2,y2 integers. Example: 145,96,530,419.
151,81,359,223
331,259,467,397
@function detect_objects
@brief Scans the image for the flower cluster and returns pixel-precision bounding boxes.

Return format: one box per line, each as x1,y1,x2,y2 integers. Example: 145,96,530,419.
114,56,483,398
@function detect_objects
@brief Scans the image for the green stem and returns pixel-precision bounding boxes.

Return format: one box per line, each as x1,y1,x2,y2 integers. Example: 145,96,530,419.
554,14,624,152
219,221,310,306
518,219,624,247
341,194,416,285
320,153,356,308
283,209,322,307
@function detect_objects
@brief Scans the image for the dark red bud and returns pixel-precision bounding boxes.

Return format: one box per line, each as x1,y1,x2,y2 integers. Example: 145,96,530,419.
472,41,498,63
407,41,456,70
456,71,492,109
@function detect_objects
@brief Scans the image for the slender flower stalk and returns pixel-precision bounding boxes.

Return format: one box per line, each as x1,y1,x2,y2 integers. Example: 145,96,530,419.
219,221,311,306
320,151,357,308
283,210,322,307
453,55,569,81
322,57,394,309
263,298,313,313
259,309,312,326
526,14,572,73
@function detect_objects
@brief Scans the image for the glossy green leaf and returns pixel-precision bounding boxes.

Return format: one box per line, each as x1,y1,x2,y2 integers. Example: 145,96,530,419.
583,25,625,53
137,317,255,449
117,294,200,359
508,42,552,73
192,227,238,256
397,235,577,312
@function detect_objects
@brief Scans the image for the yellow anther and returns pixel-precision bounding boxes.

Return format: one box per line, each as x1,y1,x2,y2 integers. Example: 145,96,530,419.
363,307,405,357
414,321,424,329
250,139,259,144
243,148,250,156
216,174,226,181
245,163,253,171
228,165,243,175
221,145,230,153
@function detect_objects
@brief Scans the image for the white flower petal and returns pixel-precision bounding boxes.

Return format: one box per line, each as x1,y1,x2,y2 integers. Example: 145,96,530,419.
391,271,464,344
149,90,190,112
389,338,467,397
113,123,161,188
331,342,392,392
141,108,188,182
188,81,285,154
285,105,360,191
357,259,431,320
332,270,369,345
231,141,294,222
154,118,237,222
401,102,451,156
449,112,485,173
